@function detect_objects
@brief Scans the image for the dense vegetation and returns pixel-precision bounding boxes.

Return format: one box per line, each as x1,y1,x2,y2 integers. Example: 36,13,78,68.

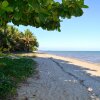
0,25,39,53
0,25,38,98
0,55,37,99
0,0,88,31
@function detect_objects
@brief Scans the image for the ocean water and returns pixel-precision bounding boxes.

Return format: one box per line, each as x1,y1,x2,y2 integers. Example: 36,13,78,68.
45,51,100,64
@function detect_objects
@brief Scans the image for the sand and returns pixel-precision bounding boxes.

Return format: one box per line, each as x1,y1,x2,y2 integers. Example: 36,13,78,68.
16,53,100,100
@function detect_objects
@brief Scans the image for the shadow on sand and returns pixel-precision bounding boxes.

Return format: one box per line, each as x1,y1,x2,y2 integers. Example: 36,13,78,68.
34,56,100,99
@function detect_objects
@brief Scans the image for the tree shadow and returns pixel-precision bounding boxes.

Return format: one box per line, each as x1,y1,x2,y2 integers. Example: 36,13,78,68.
34,56,100,98
50,57,100,81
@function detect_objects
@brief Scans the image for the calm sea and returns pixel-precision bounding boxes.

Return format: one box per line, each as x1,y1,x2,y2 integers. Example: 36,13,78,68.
45,51,100,64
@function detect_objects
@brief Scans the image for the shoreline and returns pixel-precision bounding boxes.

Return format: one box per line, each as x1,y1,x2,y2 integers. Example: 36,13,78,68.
39,52,100,65
36,52,100,77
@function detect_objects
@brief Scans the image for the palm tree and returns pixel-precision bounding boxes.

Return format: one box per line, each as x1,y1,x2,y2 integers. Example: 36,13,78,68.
0,25,39,52
21,29,38,52
0,25,12,52
7,26,21,51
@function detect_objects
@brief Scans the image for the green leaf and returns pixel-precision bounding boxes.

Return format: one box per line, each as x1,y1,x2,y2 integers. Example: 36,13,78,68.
14,13,21,21
28,0,40,11
35,17,40,23
2,1,9,8
58,27,61,32
39,14,46,22
6,7,13,12
82,5,89,8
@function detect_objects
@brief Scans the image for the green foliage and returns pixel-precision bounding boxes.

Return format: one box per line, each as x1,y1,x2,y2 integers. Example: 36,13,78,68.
0,57,37,99
0,52,6,57
0,25,39,52
0,0,88,31
21,29,39,52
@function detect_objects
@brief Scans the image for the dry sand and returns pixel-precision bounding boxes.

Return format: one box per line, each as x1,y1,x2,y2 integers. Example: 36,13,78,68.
16,53,100,100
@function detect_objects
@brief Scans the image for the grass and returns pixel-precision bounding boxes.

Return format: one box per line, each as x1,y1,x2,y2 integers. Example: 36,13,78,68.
0,54,37,99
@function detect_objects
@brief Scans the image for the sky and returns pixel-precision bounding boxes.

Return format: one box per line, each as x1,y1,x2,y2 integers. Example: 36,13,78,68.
11,0,100,51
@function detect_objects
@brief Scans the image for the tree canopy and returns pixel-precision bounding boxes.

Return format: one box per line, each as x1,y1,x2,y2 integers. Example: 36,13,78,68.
0,0,88,31
0,25,39,52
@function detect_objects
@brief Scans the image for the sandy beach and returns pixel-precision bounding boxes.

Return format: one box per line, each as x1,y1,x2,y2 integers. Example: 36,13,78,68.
16,53,100,100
